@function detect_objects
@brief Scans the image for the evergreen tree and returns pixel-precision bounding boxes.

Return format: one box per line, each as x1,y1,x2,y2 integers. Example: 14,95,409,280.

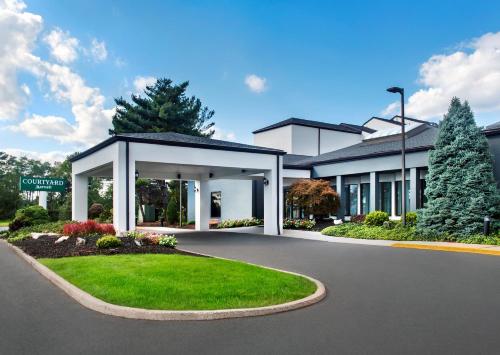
109,78,215,137
417,97,499,237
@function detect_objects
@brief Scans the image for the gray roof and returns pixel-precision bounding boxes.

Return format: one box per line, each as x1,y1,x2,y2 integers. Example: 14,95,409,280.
283,154,313,167
70,131,285,162
253,117,366,134
285,126,438,168
363,116,402,126
485,121,500,130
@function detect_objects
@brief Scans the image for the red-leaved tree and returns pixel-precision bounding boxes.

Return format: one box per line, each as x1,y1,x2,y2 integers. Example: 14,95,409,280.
286,179,340,217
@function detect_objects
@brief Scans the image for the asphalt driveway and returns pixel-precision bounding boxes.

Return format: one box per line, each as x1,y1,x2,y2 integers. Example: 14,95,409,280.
1,231,500,355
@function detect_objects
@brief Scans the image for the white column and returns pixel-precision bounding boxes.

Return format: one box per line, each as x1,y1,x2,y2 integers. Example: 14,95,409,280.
128,157,136,231
391,180,396,218
409,168,419,211
113,142,127,234
72,173,88,221
263,156,283,235
195,179,210,231
187,181,196,222
357,183,361,215
369,172,379,212
38,191,48,209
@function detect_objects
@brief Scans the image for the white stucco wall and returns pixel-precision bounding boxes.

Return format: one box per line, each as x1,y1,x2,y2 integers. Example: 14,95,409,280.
206,179,253,220
253,125,293,152
291,125,319,155
364,118,399,131
319,130,362,154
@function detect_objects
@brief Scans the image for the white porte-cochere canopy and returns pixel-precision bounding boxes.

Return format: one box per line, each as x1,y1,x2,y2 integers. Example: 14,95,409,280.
70,132,285,235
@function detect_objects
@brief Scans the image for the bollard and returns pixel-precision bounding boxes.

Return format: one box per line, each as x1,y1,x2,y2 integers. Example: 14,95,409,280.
484,216,491,236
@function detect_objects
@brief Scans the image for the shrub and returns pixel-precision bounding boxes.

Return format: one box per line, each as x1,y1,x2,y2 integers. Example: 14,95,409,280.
96,235,122,249
7,232,32,244
364,211,389,226
405,211,417,226
159,235,177,248
321,223,418,241
9,205,50,231
166,196,178,224
350,215,366,224
0,230,10,239
125,230,145,239
8,221,67,238
216,218,263,229
283,219,316,230
128,231,164,245
63,220,115,238
88,203,104,219
98,209,113,223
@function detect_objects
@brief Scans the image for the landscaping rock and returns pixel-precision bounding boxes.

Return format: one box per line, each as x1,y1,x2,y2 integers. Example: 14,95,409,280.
55,236,69,244
76,237,86,246
334,219,343,225
31,232,60,240
134,239,142,247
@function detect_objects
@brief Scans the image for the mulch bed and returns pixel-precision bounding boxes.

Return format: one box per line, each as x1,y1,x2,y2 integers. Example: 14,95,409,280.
11,235,204,259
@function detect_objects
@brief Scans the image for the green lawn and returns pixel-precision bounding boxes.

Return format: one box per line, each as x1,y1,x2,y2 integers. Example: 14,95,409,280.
40,254,316,310
0,220,10,227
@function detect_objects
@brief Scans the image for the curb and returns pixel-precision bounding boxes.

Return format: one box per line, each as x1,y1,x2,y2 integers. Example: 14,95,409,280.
391,242,500,256
1,240,326,321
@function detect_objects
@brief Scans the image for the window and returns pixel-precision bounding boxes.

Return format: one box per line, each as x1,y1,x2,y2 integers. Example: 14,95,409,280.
420,179,427,208
380,182,392,215
344,184,358,216
210,191,221,218
396,180,410,216
360,183,370,214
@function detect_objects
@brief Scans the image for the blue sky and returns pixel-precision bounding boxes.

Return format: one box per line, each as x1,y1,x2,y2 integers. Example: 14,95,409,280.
1,0,500,161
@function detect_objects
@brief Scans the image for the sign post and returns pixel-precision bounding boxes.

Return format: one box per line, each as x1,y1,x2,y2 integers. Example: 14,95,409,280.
19,176,67,209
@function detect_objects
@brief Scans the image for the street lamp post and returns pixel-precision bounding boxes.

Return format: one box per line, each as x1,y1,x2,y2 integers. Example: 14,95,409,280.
386,86,406,226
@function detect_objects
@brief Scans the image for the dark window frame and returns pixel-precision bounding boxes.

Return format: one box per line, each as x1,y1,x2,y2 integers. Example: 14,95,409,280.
210,191,221,218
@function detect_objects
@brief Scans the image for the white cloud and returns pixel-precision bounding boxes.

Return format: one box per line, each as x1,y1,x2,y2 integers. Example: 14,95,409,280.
0,0,42,120
212,126,236,142
133,75,156,93
114,57,126,68
381,101,399,116
43,27,79,64
244,74,267,93
1,2,115,146
383,32,500,120
11,60,116,146
1,147,69,163
89,38,107,62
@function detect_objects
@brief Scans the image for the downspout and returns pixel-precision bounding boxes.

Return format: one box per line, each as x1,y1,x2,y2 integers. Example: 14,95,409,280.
276,154,280,236
318,128,321,155
125,141,130,231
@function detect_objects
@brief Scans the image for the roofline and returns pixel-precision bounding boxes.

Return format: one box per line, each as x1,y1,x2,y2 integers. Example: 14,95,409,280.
363,116,402,127
393,115,438,127
283,164,313,170
484,127,500,136
70,135,286,163
293,127,498,168
308,145,433,167
253,119,362,135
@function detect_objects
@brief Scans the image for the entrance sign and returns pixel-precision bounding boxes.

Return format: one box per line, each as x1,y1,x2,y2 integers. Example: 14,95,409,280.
20,176,67,192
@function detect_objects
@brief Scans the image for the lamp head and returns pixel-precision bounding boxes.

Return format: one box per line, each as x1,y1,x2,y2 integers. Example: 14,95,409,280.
387,86,404,94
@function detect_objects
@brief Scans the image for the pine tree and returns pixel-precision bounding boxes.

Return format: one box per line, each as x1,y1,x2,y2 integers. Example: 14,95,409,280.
417,98,499,237
109,78,215,137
